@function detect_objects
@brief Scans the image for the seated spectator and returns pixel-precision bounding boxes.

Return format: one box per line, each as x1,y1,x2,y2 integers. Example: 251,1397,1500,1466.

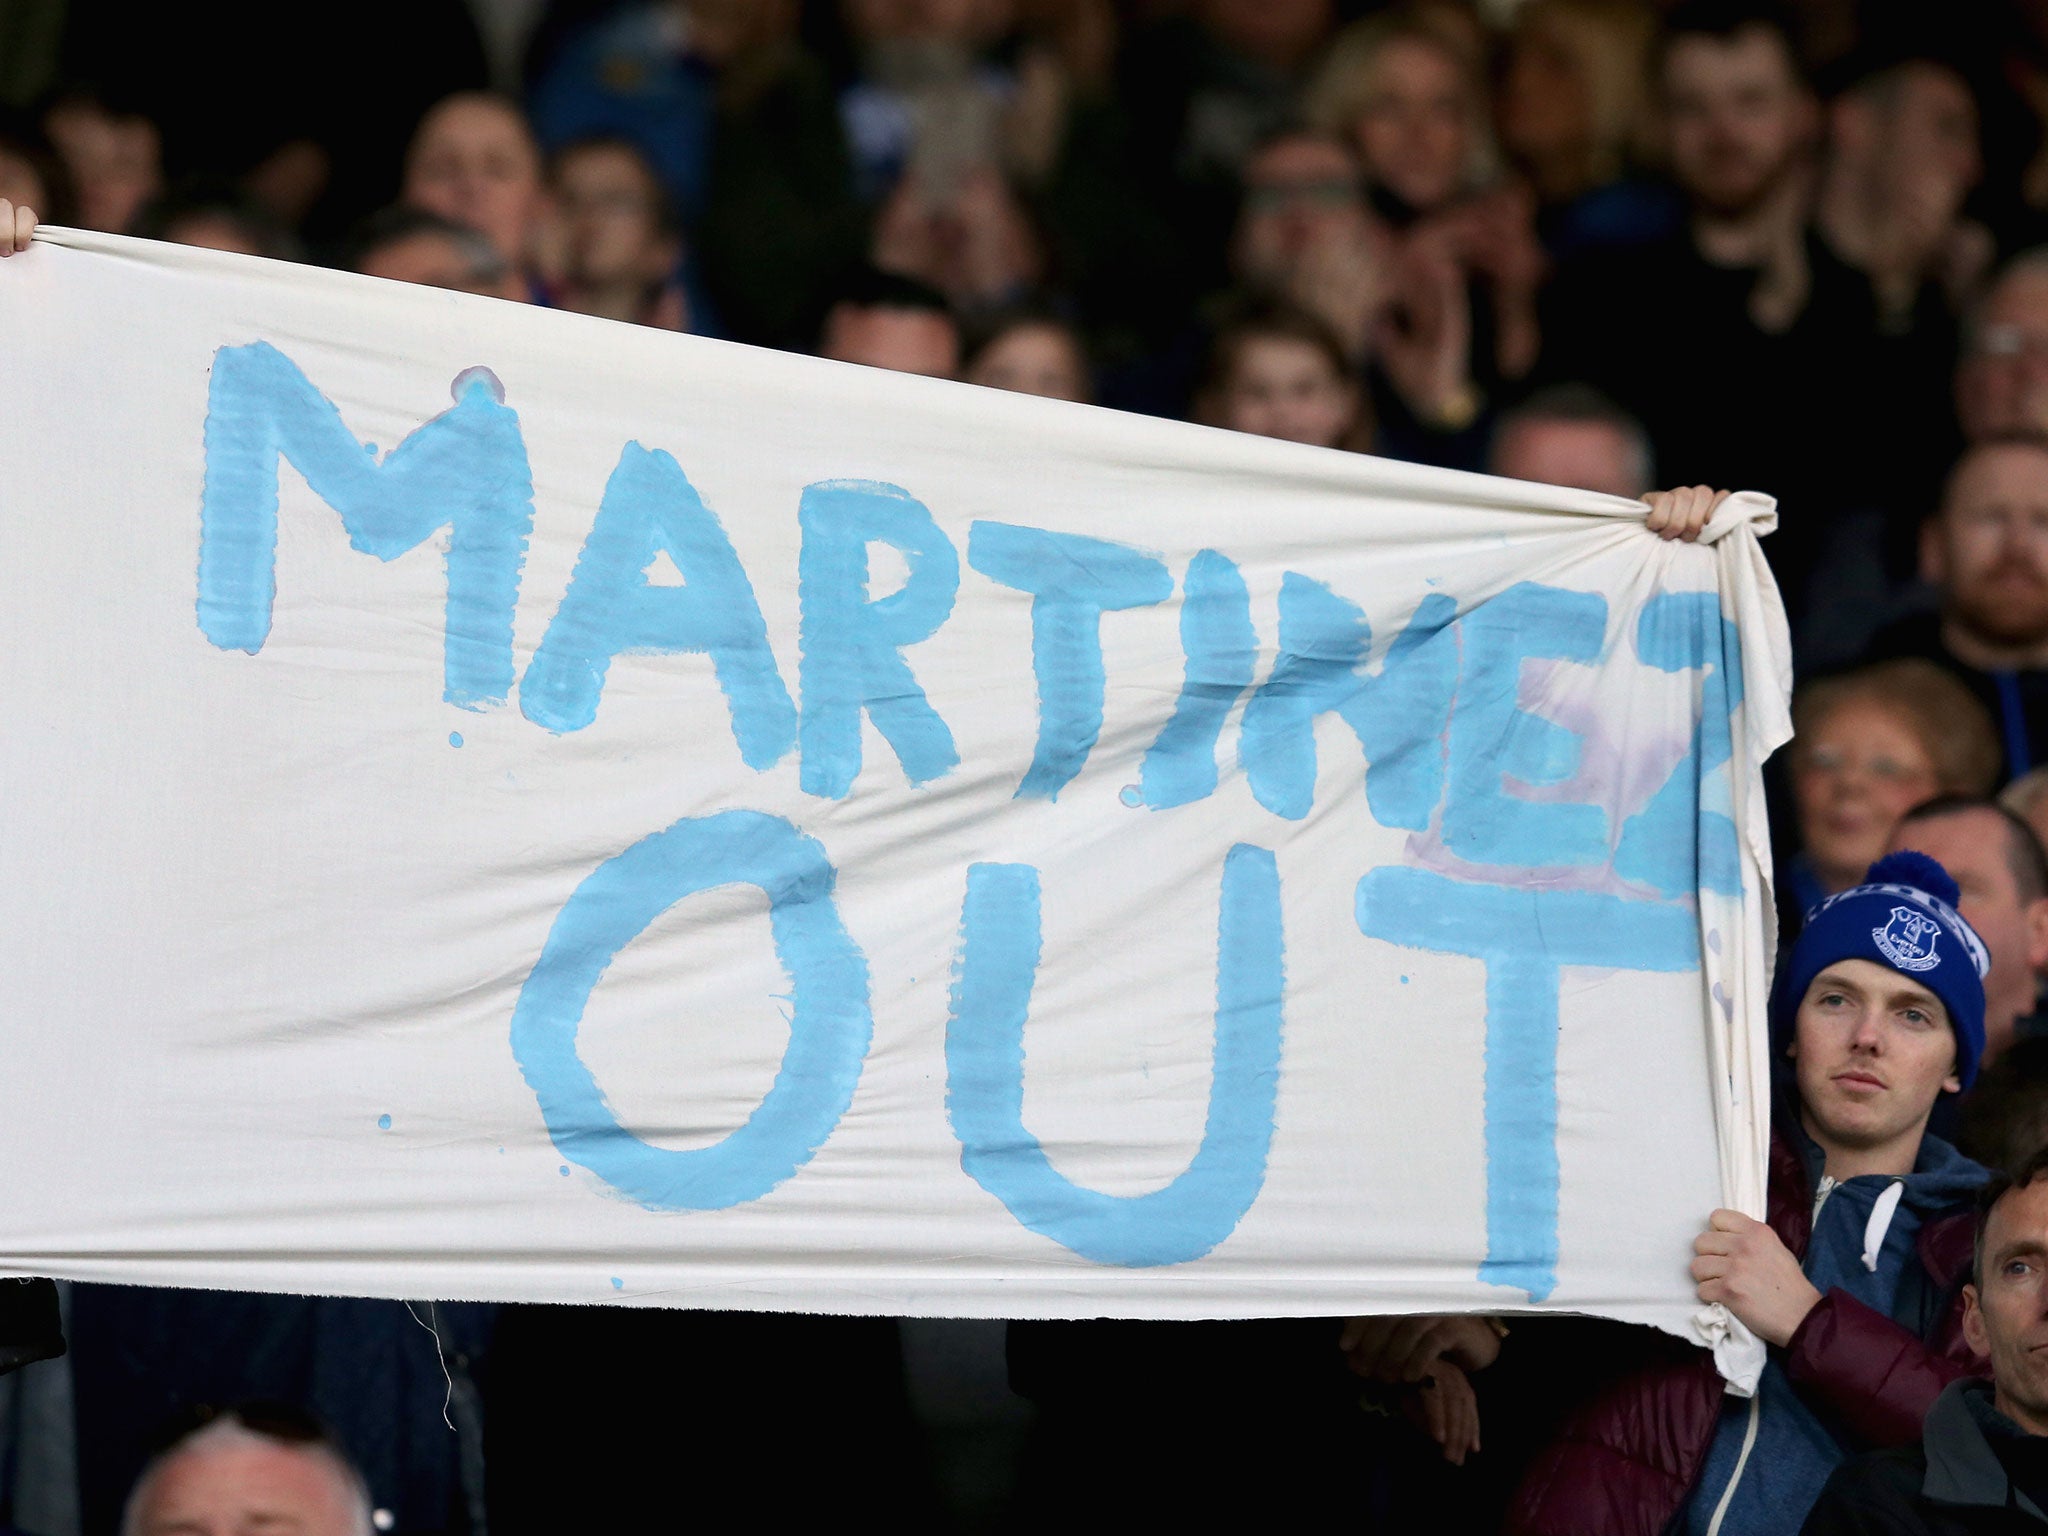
121,1403,373,1536
1222,124,1499,466
347,205,511,297
1115,0,1339,275
1891,797,2048,1076
1814,53,1988,332
548,137,687,330
817,265,961,379
836,0,1015,206
401,92,546,302
1487,382,1653,498
962,307,1093,402
1537,1,1896,627
1195,296,1368,450
1955,251,2048,445
1495,0,1681,260
1230,128,1388,361
132,185,299,261
1803,1148,2048,1532
1794,49,1990,640
1867,438,2048,782
1308,11,1545,431
1785,659,1999,916
1306,8,1495,227
41,83,161,235
1509,851,1991,1536
870,164,1049,316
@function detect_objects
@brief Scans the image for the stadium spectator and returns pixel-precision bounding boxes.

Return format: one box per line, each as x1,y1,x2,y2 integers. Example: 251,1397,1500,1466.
1495,0,1681,260
1229,128,1387,363
1784,660,2000,914
1802,1148,2048,1533
1956,250,2048,445
348,205,512,297
548,137,687,329
962,307,1093,402
1487,382,1653,498
42,84,160,234
401,93,547,302
1537,0,1873,620
835,0,1016,205
1866,438,2048,782
120,1403,375,1536
132,185,298,261
1890,798,2048,1073
1195,296,1367,450
818,265,961,379
1510,851,1991,1536
1309,11,1545,442
1306,9,1495,223
870,164,1049,315
1815,55,1987,330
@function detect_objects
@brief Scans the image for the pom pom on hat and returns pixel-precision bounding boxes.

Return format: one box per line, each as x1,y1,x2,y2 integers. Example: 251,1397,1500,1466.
1863,850,1962,911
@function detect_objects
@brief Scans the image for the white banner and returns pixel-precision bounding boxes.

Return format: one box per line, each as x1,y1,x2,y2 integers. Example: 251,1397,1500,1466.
0,232,1789,1356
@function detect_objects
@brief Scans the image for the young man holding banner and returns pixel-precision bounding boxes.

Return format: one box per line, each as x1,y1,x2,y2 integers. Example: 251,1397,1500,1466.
1498,851,1992,1536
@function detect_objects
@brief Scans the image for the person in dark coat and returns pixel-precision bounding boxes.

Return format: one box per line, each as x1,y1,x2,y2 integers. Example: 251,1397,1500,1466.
1509,850,1996,1536
1801,1147,2048,1533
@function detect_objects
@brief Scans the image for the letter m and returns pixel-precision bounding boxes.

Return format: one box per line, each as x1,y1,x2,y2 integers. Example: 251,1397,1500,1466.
197,342,536,708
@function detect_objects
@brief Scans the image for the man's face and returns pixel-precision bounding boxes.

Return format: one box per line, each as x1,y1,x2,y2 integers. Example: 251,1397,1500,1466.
1490,418,1647,499
357,231,501,297
820,303,961,378
1958,268,2048,441
554,145,674,289
1926,444,2048,650
130,1434,362,1536
1662,27,1814,216
1232,136,1374,289
1792,958,1960,1159
1966,1176,2048,1435
404,96,543,269
1891,810,2048,1066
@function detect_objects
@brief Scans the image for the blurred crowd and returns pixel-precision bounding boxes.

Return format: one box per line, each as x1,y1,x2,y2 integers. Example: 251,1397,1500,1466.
16,0,2048,1532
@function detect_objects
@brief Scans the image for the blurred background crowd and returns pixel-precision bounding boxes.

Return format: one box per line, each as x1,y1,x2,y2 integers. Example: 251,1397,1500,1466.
12,0,2048,1531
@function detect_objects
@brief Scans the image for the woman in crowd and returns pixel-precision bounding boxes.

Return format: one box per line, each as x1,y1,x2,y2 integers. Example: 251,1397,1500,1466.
1784,657,2001,919
1306,10,1544,434
962,306,1094,402
1494,0,1681,259
1196,296,1370,451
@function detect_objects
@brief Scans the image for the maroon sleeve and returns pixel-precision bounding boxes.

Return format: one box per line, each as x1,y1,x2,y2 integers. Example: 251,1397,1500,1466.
1781,1288,1985,1447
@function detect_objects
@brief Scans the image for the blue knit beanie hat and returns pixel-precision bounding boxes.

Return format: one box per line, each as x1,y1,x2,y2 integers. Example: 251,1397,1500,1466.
1774,850,1990,1091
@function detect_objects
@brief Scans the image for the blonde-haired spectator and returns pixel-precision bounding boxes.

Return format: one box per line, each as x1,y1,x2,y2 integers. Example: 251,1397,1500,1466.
1305,9,1496,220
1786,658,2001,917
